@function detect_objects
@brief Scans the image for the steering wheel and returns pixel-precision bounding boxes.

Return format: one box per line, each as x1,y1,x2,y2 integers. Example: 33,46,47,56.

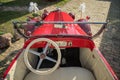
24,38,61,75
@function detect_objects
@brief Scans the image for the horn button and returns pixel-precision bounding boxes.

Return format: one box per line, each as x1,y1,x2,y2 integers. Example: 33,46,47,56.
40,53,46,59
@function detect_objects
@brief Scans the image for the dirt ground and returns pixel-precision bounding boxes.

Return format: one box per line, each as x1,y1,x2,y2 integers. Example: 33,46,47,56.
0,0,120,79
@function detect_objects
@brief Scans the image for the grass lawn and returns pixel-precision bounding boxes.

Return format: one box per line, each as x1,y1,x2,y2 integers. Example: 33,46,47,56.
0,0,70,6
0,11,30,34
0,0,70,35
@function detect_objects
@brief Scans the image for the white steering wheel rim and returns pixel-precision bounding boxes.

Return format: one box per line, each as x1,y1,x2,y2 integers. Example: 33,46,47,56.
24,38,61,75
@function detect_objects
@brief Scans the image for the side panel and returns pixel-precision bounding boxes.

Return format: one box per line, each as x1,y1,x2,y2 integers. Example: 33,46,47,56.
80,48,117,80
3,50,29,80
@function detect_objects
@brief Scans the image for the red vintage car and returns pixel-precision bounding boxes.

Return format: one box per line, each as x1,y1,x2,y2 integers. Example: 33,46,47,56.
2,9,118,80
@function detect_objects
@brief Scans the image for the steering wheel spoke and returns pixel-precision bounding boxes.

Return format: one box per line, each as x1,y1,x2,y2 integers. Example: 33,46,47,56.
45,56,57,63
36,59,43,70
43,43,50,54
28,49,41,56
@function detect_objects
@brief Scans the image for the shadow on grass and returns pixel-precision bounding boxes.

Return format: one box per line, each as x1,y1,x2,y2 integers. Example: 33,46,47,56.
0,11,28,24
0,0,70,33
0,50,20,77
98,0,120,79
0,11,29,34
0,0,62,6
0,0,65,24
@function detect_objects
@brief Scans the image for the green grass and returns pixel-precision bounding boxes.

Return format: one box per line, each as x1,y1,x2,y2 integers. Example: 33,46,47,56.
55,0,70,7
0,31,4,35
0,0,70,35
0,0,70,6
0,11,31,34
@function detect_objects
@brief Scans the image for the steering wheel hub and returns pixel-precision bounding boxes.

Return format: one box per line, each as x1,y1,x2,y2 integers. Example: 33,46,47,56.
40,53,46,59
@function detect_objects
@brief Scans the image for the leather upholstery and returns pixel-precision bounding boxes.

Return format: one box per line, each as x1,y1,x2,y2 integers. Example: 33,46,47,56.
24,67,95,80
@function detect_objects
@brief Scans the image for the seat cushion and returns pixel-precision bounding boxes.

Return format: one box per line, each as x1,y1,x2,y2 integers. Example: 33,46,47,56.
24,67,95,80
